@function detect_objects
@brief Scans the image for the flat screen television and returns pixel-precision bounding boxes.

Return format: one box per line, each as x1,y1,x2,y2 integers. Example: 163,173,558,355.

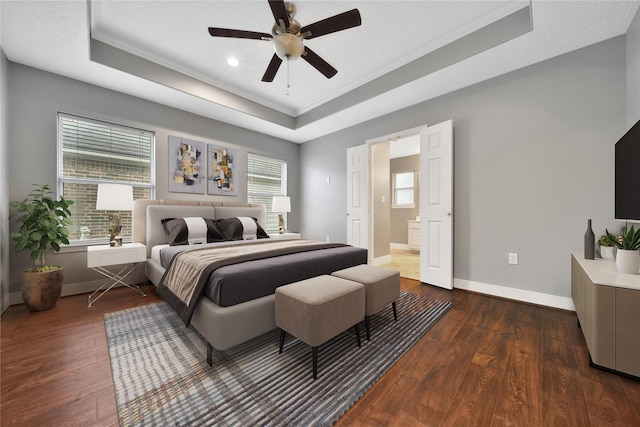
615,118,640,221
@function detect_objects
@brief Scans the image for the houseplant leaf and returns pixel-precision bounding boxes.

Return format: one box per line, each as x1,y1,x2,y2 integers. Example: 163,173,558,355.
9,184,74,269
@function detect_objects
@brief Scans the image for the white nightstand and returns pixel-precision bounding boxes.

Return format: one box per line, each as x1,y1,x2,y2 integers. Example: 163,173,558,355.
268,232,302,239
87,242,147,307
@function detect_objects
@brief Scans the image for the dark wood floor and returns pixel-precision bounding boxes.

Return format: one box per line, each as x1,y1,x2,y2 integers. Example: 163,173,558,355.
2,280,639,426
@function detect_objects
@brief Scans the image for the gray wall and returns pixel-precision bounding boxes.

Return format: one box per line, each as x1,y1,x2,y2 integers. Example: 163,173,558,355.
300,36,627,299
371,142,390,260
1,47,9,312
4,9,638,305
628,7,640,128
390,155,420,245
6,64,299,297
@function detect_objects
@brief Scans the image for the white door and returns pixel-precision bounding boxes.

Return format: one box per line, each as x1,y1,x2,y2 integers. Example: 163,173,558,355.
346,144,369,251
420,120,453,289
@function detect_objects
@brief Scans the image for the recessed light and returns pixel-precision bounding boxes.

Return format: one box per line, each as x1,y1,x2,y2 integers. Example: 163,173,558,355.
227,57,239,67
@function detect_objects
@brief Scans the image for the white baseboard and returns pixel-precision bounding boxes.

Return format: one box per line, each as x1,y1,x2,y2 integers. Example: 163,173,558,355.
390,243,410,251
8,273,574,313
9,278,141,306
453,278,575,311
372,254,391,266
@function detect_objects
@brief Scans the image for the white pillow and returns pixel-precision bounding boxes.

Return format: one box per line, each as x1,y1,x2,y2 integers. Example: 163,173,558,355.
183,217,208,244
237,216,258,240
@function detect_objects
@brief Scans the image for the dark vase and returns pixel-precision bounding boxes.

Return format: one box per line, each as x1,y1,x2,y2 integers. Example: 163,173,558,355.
584,219,595,260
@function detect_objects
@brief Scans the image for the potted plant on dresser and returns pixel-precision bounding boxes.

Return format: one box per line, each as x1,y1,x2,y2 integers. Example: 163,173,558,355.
598,234,616,261
9,184,73,311
606,224,640,275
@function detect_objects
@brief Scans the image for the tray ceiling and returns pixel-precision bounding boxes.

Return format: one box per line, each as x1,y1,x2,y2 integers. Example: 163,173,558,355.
2,1,638,143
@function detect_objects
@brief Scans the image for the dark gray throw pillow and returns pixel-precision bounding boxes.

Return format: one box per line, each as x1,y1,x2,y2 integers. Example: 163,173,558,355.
161,217,226,246
215,217,270,241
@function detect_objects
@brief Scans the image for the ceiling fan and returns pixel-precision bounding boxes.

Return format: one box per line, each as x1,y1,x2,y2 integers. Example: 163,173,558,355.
207,0,362,82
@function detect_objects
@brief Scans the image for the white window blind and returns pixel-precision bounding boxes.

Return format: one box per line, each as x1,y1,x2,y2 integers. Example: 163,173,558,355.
57,113,155,242
247,153,287,231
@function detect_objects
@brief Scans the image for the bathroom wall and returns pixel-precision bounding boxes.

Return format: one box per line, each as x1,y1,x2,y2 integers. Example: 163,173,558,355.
390,154,420,245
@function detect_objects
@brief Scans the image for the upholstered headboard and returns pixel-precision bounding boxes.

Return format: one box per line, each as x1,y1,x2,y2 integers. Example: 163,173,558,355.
132,199,267,257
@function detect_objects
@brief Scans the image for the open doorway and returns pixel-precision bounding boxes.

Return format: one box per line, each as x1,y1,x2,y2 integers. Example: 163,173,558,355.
385,135,421,280
351,120,453,288
368,130,422,280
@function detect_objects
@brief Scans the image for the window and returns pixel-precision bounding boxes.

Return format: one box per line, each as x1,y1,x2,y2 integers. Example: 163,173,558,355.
247,153,287,232
393,171,415,207
57,113,155,242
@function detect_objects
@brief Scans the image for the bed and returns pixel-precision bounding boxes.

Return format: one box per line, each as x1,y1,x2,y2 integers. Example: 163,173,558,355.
132,199,368,365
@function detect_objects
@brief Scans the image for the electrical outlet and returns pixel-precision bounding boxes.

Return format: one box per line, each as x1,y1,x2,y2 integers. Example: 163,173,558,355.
325,235,330,242
508,253,518,265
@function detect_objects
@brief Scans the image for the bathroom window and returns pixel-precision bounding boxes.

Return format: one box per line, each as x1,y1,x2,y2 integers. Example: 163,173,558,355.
392,171,415,207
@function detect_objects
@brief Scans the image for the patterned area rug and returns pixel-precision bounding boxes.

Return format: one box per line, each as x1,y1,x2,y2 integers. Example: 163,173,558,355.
105,291,452,426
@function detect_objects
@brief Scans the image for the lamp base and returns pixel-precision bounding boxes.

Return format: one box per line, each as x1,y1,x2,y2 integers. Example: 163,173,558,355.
109,215,124,245
278,214,285,234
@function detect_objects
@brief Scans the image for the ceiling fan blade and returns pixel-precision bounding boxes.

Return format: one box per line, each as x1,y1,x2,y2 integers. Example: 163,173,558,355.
301,9,361,40
268,0,289,29
262,54,283,82
208,28,272,40
302,47,337,79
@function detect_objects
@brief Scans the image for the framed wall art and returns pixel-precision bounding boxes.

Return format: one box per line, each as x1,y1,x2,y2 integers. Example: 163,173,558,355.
208,144,237,196
168,135,206,194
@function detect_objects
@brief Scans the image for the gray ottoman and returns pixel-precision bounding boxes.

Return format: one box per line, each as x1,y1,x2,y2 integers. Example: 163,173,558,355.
275,275,365,379
332,264,400,340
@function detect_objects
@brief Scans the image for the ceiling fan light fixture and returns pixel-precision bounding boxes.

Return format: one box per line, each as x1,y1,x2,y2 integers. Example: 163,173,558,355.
272,33,304,60
207,1,362,81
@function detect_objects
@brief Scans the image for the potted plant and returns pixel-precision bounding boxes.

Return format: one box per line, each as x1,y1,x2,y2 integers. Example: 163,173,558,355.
606,223,640,274
598,234,616,261
9,184,73,311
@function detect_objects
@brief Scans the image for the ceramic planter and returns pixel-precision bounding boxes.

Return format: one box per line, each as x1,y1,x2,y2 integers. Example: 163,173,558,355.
600,246,615,261
615,249,640,275
22,267,64,311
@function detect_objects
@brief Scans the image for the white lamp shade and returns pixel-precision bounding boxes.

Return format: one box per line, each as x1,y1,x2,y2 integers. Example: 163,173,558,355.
272,196,291,213
96,184,134,211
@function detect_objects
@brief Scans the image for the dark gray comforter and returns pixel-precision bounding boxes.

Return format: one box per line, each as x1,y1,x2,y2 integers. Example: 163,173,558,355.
157,240,368,324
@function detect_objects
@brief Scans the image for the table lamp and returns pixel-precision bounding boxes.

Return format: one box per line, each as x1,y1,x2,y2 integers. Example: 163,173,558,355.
272,196,291,234
96,183,133,246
